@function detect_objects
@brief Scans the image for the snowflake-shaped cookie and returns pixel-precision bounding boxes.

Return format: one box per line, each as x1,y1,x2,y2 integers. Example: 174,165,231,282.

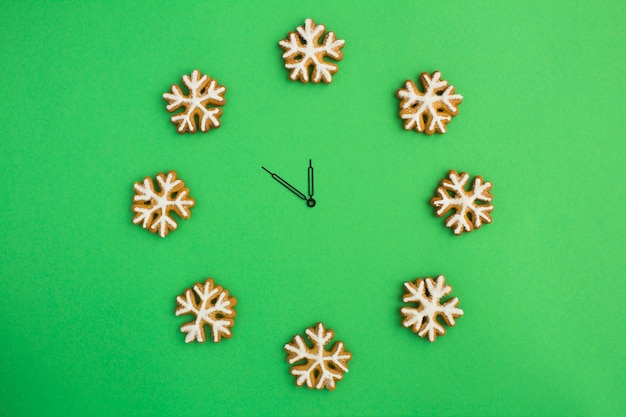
284,322,352,390
396,71,463,134
279,18,345,83
175,278,237,343
131,171,195,238
401,275,464,342
430,170,493,235
163,69,226,134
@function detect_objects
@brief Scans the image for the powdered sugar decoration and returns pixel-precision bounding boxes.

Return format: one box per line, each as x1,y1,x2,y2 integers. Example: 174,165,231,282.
430,170,493,235
279,18,345,83
163,69,226,134
396,71,463,135
284,322,352,390
401,276,464,342
175,278,237,344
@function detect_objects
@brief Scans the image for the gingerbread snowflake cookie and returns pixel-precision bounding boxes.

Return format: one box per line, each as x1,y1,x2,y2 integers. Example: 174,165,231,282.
131,171,195,238
396,71,463,134
175,278,237,343
163,69,226,134
279,18,345,83
401,275,464,342
284,322,352,391
430,170,493,235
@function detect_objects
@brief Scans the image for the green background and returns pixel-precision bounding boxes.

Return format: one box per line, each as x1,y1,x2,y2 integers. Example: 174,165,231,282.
1,1,624,416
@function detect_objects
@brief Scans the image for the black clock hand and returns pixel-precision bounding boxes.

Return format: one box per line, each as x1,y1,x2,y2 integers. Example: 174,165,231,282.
307,160,316,207
262,166,307,201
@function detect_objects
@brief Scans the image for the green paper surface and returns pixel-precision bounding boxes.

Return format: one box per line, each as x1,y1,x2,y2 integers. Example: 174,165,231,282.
1,1,625,416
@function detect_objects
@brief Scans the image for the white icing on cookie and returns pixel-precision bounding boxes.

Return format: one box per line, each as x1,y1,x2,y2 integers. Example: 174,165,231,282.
175,279,237,343
284,322,352,390
397,71,463,134
279,18,345,83
401,276,464,342
431,170,493,235
163,70,226,133
132,171,195,238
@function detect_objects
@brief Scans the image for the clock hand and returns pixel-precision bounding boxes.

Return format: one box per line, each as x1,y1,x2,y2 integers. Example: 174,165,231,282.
307,159,316,207
262,166,307,201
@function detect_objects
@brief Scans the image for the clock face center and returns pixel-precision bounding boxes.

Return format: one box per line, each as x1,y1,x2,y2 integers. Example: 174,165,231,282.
307,198,316,208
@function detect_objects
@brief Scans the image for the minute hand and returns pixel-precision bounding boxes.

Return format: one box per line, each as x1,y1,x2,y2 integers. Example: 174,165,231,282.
262,167,307,201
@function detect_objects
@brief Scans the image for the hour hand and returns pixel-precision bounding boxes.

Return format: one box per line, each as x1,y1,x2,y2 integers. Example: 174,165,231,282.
307,159,315,207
